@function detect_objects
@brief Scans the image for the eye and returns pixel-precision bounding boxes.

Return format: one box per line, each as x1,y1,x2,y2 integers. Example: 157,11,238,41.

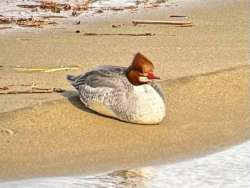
138,72,147,77
137,67,144,73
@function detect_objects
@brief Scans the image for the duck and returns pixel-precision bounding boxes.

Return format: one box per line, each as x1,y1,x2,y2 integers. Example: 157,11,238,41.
67,52,166,124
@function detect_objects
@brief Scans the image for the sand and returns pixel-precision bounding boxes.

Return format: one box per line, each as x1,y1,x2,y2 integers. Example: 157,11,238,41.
0,0,249,181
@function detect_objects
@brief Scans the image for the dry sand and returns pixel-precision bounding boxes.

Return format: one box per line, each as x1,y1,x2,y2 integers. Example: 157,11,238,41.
0,0,249,181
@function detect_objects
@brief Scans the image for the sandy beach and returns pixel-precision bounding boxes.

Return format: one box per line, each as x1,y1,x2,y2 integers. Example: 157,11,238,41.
0,0,249,182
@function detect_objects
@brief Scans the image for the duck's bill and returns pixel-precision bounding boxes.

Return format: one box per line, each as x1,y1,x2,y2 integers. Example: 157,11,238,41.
147,71,160,80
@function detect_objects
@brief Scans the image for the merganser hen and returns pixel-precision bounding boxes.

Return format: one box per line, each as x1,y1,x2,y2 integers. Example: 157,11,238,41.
67,53,166,124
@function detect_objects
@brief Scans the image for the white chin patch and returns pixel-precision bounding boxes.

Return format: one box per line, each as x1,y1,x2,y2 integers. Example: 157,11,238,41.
139,76,151,83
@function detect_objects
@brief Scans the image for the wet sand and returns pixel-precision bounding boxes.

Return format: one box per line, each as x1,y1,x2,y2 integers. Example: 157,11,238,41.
0,0,249,181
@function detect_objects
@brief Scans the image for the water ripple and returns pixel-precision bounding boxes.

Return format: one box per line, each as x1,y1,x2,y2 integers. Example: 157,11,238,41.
1,140,250,188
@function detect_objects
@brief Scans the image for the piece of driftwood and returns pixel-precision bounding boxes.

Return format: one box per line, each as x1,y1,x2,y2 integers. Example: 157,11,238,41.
40,1,59,11
16,19,44,27
176,24,193,27
132,20,192,26
0,17,12,24
0,26,12,30
169,15,188,18
32,87,65,92
17,1,73,13
17,4,40,9
16,18,57,27
1,16,57,28
83,32,155,36
0,87,65,95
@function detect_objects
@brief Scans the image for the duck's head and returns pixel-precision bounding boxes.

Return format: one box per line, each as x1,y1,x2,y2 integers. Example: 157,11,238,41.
126,52,160,86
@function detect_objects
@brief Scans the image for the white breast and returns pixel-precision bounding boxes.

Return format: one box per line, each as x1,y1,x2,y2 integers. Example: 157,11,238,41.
84,84,165,125
132,84,166,124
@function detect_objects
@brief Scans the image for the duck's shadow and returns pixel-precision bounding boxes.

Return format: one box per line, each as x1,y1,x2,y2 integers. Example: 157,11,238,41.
61,90,95,114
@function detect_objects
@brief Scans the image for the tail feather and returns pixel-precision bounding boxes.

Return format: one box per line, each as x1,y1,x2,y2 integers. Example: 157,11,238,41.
67,74,87,89
67,74,82,89
67,74,76,82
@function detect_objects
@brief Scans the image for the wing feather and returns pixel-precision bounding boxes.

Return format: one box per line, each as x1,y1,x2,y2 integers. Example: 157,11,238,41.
69,66,127,89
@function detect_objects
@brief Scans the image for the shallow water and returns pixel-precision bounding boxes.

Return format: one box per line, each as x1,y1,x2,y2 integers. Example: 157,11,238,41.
0,0,168,32
0,0,164,18
1,140,249,188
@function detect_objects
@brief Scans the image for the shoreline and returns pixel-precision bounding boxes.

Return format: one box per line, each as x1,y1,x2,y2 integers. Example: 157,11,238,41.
0,0,250,182
3,139,250,187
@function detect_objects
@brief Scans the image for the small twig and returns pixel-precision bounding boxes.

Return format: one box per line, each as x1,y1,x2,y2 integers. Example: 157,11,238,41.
0,90,50,94
0,127,14,135
0,86,9,90
169,15,188,18
31,87,51,91
132,20,192,26
0,87,65,95
5,83,36,87
91,5,137,11
110,7,125,11
176,24,193,27
22,82,36,87
14,66,79,73
82,32,155,36
41,15,67,19
112,24,121,28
